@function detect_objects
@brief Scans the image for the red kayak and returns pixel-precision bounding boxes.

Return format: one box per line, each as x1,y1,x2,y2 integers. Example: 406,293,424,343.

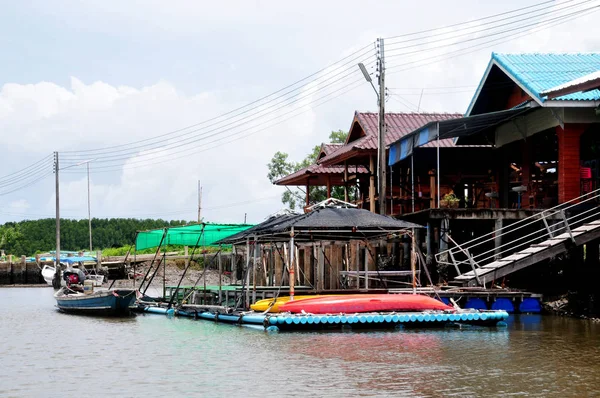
279,294,452,314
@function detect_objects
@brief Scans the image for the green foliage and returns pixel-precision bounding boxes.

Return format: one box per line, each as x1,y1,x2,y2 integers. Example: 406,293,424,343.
267,130,352,210
329,129,347,144
0,218,190,257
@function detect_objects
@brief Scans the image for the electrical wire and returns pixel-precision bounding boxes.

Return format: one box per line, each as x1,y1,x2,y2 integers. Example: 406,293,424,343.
385,4,600,74
0,171,54,197
384,0,595,59
384,0,555,41
61,58,375,165
0,154,53,183
61,43,376,156
61,74,370,173
384,0,583,52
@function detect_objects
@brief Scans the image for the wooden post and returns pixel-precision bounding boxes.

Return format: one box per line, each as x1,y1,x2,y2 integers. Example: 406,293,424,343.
429,169,436,209
21,255,26,284
426,222,433,267
317,243,325,291
369,155,376,213
244,238,250,309
96,250,102,271
494,219,503,260
268,247,274,286
326,175,332,199
364,245,369,290
289,227,295,300
411,230,417,293
306,182,310,207
8,255,13,285
252,239,258,304
218,249,222,304
344,161,349,202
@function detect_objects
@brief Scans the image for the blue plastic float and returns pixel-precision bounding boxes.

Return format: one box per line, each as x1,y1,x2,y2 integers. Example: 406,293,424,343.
139,305,510,332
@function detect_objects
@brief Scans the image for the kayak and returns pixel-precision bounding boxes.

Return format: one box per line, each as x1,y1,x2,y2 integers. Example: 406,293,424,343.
279,294,452,314
251,295,323,313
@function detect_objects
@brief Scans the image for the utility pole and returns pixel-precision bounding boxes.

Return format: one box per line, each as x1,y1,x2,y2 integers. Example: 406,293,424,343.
377,38,387,215
52,152,61,289
87,162,92,252
197,181,202,223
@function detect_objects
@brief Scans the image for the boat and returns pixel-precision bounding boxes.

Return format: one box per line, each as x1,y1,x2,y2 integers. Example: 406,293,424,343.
278,294,452,314
54,287,138,315
42,256,104,287
250,295,323,313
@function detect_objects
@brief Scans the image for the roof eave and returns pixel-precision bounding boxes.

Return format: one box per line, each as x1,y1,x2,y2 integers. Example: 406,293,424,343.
542,99,600,107
465,57,495,116
491,57,545,106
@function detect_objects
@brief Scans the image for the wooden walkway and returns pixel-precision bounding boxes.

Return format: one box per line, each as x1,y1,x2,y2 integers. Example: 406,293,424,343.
454,219,600,286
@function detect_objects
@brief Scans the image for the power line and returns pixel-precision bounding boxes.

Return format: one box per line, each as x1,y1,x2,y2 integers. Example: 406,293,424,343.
61,43,376,156
0,171,54,197
61,72,370,173
61,58,375,166
384,0,556,41
385,0,595,59
64,77,366,173
386,4,600,74
0,154,53,183
384,0,582,51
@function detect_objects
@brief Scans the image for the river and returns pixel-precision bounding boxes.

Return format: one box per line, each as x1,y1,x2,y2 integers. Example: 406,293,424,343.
1,288,599,397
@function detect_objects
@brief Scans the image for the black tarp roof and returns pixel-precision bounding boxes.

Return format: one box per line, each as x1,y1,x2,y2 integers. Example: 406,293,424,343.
216,207,422,244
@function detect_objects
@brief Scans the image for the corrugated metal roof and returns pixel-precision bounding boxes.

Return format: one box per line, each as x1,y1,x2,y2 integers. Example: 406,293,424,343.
492,53,600,102
355,112,462,148
275,163,368,185
321,112,462,165
540,70,600,98
275,141,367,185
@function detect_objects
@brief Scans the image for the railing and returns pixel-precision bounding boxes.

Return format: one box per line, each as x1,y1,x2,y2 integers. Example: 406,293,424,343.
436,188,600,284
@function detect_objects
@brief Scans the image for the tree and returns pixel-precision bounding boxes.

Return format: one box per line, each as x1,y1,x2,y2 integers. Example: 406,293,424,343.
267,130,350,210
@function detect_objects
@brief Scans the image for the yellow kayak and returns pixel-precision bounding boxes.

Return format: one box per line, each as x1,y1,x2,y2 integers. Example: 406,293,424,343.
251,295,322,313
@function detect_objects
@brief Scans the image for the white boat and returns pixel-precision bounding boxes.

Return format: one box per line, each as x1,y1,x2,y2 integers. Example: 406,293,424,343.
42,256,104,287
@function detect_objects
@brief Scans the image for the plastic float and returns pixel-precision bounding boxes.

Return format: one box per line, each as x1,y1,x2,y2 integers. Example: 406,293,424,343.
138,305,509,331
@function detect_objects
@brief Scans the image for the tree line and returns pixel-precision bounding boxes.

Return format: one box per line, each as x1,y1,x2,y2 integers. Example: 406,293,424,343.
0,218,190,257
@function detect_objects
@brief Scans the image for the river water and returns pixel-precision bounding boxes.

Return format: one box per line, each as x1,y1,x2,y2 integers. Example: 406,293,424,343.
1,288,599,398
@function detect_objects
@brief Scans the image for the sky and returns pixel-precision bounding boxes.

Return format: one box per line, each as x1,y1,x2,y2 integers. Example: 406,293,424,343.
1,0,599,225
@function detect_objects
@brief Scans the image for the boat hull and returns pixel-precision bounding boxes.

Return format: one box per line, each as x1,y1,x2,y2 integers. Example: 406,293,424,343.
279,294,452,314
55,289,138,316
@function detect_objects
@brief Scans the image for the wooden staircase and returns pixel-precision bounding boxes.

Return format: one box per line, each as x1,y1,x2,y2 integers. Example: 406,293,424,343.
437,190,600,287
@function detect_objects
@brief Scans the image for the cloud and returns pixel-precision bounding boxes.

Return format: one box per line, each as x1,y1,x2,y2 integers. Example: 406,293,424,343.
1,0,600,226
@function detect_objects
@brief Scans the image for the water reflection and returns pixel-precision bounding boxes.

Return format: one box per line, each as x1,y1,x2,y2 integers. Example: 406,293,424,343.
1,288,599,398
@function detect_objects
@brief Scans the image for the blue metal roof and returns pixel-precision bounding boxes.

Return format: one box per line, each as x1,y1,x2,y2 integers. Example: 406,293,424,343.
50,256,97,264
493,53,600,102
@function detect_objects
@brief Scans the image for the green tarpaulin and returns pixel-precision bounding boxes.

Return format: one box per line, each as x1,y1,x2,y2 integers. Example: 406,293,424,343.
135,223,254,251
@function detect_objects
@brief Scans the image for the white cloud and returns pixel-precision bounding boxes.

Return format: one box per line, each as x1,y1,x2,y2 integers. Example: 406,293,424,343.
1,0,600,225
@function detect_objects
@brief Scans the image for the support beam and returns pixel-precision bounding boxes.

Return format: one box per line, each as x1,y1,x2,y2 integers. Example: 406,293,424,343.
369,155,376,213
557,124,586,203
344,161,349,202
326,175,331,198
305,182,310,207
494,219,503,260
429,169,436,209
426,221,433,267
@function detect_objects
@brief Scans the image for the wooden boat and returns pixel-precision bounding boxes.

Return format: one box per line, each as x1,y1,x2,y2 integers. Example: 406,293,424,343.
279,294,452,314
250,295,323,313
54,286,138,315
